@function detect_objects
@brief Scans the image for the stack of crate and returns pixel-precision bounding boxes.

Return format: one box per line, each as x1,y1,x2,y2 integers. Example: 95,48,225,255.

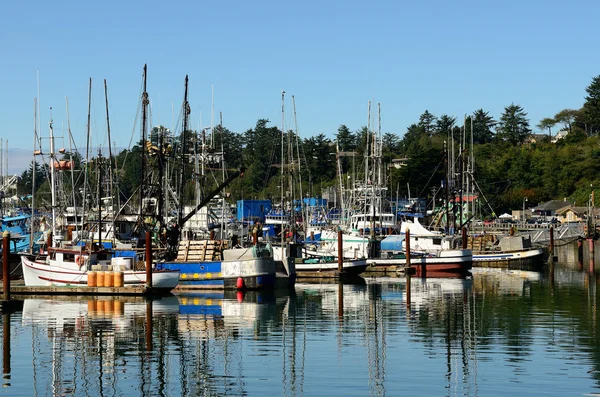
176,240,229,261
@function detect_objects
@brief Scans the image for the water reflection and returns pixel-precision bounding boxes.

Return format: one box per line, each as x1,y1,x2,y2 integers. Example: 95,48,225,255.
2,267,600,396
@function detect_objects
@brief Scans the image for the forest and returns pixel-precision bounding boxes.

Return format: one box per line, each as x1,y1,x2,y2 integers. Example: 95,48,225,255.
15,75,600,219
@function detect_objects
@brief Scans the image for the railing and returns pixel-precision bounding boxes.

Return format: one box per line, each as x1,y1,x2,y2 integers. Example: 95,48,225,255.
470,222,586,243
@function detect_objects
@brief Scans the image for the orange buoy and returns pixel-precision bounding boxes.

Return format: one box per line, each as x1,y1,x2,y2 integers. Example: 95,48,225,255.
104,300,113,313
113,271,124,288
87,271,97,287
104,271,114,287
87,300,97,312
97,271,106,287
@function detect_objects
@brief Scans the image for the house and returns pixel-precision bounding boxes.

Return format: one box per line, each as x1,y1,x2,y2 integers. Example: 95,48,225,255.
555,206,588,223
551,130,568,143
531,199,574,219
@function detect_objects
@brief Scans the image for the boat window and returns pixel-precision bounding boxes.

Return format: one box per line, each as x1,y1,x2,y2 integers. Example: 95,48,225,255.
433,238,442,245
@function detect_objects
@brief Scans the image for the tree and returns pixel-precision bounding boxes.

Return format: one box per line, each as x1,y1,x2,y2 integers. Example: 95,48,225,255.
435,115,456,137
418,110,437,136
472,109,496,144
537,117,556,138
583,75,600,135
496,104,531,145
554,109,578,134
335,125,356,152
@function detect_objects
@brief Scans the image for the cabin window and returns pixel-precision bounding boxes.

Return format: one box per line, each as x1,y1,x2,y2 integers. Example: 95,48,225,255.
433,238,442,245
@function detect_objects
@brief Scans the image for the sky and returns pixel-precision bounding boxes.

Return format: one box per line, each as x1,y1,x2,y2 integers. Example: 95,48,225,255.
1,0,599,174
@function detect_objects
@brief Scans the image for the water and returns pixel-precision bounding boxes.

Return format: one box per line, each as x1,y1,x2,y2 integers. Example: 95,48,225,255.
1,267,600,396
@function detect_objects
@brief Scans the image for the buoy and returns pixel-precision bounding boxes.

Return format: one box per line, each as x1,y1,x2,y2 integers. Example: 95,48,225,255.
236,277,245,290
113,271,124,288
104,271,114,287
97,271,106,287
237,291,244,302
87,271,97,287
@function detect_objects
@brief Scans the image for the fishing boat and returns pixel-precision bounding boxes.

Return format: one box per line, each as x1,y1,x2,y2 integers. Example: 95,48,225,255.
156,239,295,290
273,243,367,277
21,244,180,290
472,235,545,270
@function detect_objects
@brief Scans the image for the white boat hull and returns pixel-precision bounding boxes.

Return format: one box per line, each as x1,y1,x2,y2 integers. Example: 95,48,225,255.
21,255,180,290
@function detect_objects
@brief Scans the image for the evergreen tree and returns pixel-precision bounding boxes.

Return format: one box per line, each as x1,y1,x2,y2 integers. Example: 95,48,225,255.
496,104,531,145
472,109,496,144
418,110,437,136
335,125,356,151
583,75,600,135
435,115,456,137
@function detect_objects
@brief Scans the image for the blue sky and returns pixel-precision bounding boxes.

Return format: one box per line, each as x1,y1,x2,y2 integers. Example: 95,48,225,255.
1,0,599,173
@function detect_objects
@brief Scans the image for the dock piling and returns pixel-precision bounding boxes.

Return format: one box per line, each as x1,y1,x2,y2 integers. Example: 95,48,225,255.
2,231,9,301
145,232,152,288
337,229,343,273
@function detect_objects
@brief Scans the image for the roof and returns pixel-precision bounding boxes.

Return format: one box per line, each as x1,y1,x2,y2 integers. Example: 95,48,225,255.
533,200,574,212
555,206,588,216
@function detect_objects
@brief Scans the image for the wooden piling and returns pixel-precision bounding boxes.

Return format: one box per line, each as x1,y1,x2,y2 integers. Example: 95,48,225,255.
146,300,153,351
2,232,10,301
462,227,467,249
338,280,344,319
549,226,555,263
3,312,9,377
337,229,343,273
589,238,595,273
145,231,152,288
406,272,411,307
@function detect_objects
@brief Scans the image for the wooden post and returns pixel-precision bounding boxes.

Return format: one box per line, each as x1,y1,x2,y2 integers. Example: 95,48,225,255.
589,238,595,273
2,312,9,377
2,231,9,301
210,230,215,240
462,227,467,249
145,300,153,351
406,272,411,307
337,229,343,273
145,231,152,288
338,280,344,320
549,226,554,263
578,238,584,270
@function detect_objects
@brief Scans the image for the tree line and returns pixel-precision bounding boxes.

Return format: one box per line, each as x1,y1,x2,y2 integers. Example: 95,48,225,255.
16,74,600,219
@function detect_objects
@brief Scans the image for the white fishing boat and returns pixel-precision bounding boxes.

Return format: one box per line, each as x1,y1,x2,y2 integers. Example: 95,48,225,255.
21,245,180,291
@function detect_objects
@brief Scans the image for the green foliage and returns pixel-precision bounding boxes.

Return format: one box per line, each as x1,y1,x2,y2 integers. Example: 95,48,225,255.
583,75,600,135
496,104,531,145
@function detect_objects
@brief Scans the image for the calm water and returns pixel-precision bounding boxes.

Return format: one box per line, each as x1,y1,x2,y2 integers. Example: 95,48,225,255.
1,267,600,396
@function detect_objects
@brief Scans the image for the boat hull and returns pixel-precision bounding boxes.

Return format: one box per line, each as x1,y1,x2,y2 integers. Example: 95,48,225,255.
367,249,472,277
157,256,277,290
295,258,368,276
473,248,545,270
21,255,180,291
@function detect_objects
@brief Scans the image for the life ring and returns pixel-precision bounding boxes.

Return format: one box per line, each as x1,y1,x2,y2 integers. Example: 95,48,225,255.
75,255,85,266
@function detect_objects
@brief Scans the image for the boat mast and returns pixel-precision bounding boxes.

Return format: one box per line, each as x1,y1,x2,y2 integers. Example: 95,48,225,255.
49,109,57,247
82,78,92,240
65,97,79,240
280,90,285,247
30,98,37,252
177,75,190,231
96,151,103,247
140,65,149,235
104,79,116,246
